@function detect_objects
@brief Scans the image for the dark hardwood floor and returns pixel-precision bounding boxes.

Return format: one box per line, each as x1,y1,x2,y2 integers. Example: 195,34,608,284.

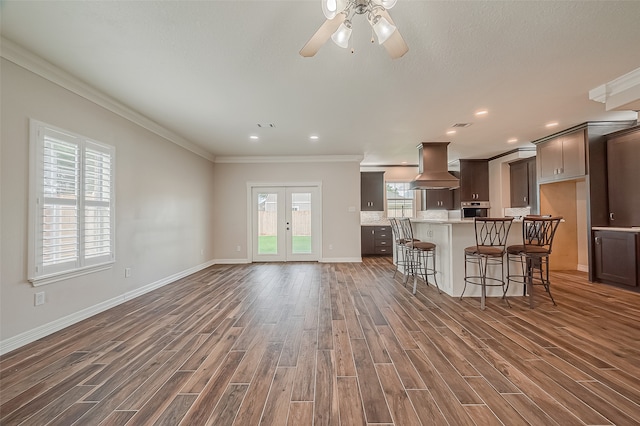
1,257,640,425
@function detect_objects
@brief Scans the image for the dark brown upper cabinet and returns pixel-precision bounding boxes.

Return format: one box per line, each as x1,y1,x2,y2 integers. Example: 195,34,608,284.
423,189,454,210
459,160,489,202
537,130,586,183
510,157,538,213
361,172,385,211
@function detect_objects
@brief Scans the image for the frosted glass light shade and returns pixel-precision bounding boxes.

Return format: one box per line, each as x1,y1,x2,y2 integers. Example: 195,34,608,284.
381,0,398,9
372,15,396,44
322,0,346,19
331,21,353,48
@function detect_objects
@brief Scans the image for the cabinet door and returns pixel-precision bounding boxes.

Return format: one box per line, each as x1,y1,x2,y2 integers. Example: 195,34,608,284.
361,226,375,255
608,129,640,226
459,160,489,201
527,157,538,214
361,172,384,211
510,160,529,207
537,138,563,182
594,231,638,286
560,130,586,179
425,189,453,210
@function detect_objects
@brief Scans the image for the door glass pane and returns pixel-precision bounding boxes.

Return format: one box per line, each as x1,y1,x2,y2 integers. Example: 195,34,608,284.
291,192,311,254
257,192,278,254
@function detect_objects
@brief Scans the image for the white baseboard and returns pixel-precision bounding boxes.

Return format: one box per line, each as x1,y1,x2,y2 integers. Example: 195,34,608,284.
213,258,250,264
0,260,216,356
320,257,362,263
577,264,589,273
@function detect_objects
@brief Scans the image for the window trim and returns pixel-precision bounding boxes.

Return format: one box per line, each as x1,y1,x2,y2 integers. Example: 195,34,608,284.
28,120,116,286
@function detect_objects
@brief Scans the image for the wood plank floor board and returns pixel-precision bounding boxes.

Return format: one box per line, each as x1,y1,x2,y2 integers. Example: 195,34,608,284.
314,350,340,426
2,260,640,425
336,376,366,426
152,394,198,426
287,401,314,426
258,367,296,425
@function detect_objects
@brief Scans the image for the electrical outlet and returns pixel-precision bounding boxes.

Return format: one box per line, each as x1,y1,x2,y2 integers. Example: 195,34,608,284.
200,249,204,255
236,245,241,252
35,292,45,306
329,244,334,250
124,268,131,278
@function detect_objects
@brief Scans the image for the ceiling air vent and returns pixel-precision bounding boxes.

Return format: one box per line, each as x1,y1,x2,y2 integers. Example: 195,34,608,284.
257,123,276,128
452,123,472,128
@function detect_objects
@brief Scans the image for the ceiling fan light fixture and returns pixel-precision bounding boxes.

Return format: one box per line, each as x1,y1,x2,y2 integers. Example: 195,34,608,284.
371,15,396,44
331,20,353,48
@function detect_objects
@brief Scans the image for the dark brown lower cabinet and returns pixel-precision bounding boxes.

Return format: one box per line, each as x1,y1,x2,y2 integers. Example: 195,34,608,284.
593,230,640,287
361,226,393,256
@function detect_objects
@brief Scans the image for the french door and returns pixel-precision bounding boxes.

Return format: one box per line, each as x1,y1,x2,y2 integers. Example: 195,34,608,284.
251,186,320,262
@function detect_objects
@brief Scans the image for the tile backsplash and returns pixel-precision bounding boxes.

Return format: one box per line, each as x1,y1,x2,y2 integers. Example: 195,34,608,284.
504,207,531,218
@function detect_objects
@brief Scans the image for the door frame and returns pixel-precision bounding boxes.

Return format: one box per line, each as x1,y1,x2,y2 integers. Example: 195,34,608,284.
247,181,323,262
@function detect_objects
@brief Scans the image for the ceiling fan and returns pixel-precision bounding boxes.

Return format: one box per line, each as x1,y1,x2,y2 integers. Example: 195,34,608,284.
300,0,408,59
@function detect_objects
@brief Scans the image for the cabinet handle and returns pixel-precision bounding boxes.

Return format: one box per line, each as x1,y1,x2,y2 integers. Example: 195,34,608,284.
610,212,614,221
524,196,527,203
595,237,601,245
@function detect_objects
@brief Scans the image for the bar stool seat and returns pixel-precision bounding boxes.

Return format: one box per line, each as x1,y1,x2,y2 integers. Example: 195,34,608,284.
409,241,436,250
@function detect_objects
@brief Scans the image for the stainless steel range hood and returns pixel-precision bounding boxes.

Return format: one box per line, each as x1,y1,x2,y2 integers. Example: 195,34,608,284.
410,142,460,189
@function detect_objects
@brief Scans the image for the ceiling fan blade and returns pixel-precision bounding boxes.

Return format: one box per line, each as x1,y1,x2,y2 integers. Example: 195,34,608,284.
299,14,346,58
379,9,408,59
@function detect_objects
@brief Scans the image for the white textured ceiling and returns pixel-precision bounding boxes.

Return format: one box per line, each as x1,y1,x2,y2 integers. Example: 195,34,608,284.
2,1,640,165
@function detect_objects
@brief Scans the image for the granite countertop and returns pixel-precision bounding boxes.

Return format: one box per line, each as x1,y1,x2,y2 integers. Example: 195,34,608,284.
592,226,640,233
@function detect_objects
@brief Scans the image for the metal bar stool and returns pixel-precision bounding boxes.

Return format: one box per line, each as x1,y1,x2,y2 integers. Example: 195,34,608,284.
389,217,412,280
506,215,562,308
461,217,513,310
399,218,440,295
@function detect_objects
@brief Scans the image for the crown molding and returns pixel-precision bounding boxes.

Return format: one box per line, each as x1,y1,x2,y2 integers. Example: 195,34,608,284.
214,155,364,164
1,37,216,162
589,66,640,111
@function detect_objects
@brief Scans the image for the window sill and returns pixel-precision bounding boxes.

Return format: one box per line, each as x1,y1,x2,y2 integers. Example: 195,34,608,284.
29,262,114,287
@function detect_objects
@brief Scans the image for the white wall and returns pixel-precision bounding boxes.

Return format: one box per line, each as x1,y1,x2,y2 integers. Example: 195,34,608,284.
211,161,362,262
1,58,216,351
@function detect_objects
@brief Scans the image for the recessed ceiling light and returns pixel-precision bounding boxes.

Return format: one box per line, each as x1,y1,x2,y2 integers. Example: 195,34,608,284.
446,130,457,135
309,135,319,140
546,121,559,128
507,138,518,144
250,135,259,140
475,109,488,116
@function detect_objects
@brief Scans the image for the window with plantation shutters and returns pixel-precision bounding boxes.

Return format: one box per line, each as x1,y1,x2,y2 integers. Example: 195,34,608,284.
29,120,115,285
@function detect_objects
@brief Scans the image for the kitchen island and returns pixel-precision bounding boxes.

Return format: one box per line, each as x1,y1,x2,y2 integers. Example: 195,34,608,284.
403,219,524,298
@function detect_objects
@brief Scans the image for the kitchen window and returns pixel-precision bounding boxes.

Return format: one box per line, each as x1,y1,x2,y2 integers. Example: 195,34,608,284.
29,120,115,286
386,181,415,218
